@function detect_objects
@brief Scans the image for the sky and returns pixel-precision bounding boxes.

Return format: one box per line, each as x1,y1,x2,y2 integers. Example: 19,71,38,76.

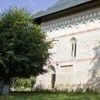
0,0,58,14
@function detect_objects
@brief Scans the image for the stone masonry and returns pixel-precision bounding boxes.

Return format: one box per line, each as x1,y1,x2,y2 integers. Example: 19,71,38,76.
34,4,100,92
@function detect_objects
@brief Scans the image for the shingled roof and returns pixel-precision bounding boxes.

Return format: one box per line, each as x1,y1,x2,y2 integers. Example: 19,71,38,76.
35,0,92,18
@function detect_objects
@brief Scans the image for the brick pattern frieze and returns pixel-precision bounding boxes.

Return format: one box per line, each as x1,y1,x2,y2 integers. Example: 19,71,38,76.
41,7,100,33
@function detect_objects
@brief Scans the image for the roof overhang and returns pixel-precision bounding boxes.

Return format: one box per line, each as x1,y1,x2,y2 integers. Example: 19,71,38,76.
35,0,100,24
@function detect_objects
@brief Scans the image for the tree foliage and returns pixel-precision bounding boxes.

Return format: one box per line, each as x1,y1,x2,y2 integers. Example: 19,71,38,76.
0,6,52,82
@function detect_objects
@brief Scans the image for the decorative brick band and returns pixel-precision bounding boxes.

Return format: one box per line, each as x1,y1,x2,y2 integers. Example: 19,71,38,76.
50,56,100,65
47,27,100,41
41,7,100,32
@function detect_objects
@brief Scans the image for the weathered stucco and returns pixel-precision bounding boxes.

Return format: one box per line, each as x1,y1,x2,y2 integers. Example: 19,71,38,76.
34,7,100,92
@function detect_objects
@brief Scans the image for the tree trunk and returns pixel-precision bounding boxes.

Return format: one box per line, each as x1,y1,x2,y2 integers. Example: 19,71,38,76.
2,77,11,95
2,84,10,95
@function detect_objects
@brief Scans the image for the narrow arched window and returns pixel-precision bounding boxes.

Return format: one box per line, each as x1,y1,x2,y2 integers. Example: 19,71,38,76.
71,38,77,57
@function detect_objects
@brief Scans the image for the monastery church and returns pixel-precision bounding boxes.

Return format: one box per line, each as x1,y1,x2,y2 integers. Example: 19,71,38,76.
34,0,100,91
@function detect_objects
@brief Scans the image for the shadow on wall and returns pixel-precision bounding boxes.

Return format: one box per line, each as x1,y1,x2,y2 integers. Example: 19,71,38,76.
85,42,100,92
33,44,100,92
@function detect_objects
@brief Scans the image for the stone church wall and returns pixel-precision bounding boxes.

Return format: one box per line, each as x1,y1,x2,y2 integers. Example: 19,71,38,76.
34,7,100,92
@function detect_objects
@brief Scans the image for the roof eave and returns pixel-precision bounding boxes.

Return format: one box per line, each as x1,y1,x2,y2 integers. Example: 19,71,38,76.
34,0,92,19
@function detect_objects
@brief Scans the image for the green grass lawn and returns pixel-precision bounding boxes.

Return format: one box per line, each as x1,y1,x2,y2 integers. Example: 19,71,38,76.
0,92,100,100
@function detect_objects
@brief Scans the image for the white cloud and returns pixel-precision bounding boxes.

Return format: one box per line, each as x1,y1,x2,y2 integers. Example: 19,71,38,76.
27,0,37,6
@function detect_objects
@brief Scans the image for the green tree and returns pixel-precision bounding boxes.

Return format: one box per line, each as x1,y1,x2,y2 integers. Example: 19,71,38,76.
11,77,36,91
0,6,52,95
